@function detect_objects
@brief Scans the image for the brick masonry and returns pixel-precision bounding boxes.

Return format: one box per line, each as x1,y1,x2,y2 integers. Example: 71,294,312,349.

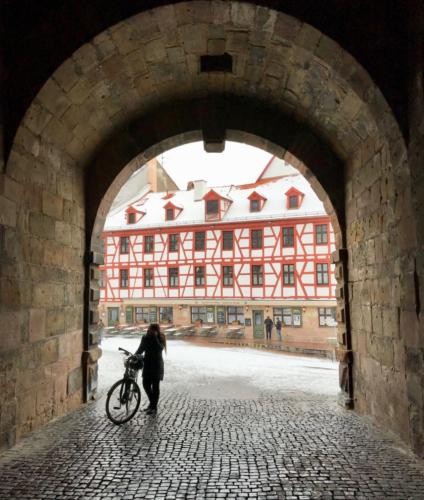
0,1,422,457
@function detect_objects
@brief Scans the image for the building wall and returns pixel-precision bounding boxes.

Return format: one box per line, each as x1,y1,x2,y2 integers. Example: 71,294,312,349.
100,217,336,302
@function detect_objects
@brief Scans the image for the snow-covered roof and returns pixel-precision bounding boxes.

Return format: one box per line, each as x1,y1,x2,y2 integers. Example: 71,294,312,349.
104,173,328,231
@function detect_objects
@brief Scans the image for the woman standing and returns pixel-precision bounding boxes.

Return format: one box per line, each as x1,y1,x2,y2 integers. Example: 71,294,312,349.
136,323,166,415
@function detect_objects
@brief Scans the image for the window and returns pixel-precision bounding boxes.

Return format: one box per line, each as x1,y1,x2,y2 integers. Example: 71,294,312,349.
318,307,337,327
206,199,219,215
223,266,233,286
120,236,129,254
99,270,105,288
250,199,260,212
127,212,135,224
166,208,174,221
282,227,294,247
222,230,233,250
159,307,173,323
195,266,205,286
120,268,129,288
144,235,154,253
168,267,179,288
216,306,226,324
288,195,299,208
195,231,205,251
283,264,295,285
316,224,328,244
251,229,263,249
191,306,215,324
227,306,244,324
135,306,157,323
281,307,302,327
252,265,263,286
143,268,154,288
169,233,179,252
316,263,329,285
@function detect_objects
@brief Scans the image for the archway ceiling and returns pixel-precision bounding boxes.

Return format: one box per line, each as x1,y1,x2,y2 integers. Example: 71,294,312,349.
15,1,385,171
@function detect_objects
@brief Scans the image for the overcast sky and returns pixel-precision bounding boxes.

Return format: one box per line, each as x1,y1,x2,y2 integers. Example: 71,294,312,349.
159,141,272,189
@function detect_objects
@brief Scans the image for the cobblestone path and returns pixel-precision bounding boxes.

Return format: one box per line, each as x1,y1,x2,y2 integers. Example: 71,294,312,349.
0,342,424,499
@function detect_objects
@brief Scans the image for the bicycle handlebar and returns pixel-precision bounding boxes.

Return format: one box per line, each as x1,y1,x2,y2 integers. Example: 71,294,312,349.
118,347,133,356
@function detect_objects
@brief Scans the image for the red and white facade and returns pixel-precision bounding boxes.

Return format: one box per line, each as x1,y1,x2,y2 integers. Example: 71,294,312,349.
100,157,337,346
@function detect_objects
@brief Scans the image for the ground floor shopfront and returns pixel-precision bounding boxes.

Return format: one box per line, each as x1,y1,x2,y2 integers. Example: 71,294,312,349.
99,299,337,348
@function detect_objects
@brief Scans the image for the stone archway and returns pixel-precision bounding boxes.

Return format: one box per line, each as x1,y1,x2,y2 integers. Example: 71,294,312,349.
2,1,420,455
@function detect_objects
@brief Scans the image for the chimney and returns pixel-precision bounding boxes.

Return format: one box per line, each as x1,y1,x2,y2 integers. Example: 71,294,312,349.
192,180,207,201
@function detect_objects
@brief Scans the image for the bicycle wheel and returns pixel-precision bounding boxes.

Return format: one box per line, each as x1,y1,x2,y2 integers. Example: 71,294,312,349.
106,378,141,424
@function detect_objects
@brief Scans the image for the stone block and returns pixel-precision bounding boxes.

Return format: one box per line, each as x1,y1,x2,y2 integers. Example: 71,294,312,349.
207,38,226,55
67,366,82,395
29,309,46,343
272,14,301,43
42,191,63,220
0,196,17,228
55,221,72,246
46,309,65,337
24,102,53,135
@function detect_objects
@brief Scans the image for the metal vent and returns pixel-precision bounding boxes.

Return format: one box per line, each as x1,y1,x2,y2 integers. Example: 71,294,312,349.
200,53,233,73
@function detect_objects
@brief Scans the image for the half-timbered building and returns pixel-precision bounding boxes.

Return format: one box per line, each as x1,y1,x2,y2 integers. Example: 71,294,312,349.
99,157,338,347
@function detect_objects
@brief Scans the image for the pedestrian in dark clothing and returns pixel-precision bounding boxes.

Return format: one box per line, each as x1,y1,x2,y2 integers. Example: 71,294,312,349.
264,316,273,341
276,319,282,341
136,323,166,415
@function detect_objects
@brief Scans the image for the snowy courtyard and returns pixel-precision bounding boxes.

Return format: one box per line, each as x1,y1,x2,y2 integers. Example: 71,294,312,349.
99,336,339,399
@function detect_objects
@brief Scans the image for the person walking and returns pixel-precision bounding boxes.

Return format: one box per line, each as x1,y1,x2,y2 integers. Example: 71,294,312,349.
276,318,282,341
135,323,166,415
264,316,273,342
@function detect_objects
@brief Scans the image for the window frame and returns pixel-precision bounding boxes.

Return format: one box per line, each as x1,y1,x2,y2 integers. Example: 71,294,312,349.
251,229,263,249
282,226,295,247
288,195,299,209
281,307,302,327
206,199,219,215
143,267,154,288
222,230,233,251
194,231,206,251
222,265,234,287
250,199,260,212
127,212,136,224
316,262,329,285
251,264,264,286
165,207,174,221
194,265,205,287
227,306,244,324
144,235,154,254
283,263,295,286
159,307,173,323
169,233,179,252
119,268,129,288
168,267,179,288
315,224,328,245
120,236,129,254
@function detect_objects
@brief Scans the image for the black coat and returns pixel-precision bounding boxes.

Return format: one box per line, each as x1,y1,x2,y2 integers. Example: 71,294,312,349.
136,334,164,380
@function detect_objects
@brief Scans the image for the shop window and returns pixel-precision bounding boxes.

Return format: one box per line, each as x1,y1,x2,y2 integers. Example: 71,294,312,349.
227,306,244,324
318,307,337,327
135,306,157,323
282,307,302,327
191,306,215,324
159,307,173,323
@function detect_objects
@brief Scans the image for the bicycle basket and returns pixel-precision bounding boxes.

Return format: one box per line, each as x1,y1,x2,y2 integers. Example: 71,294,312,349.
127,354,144,370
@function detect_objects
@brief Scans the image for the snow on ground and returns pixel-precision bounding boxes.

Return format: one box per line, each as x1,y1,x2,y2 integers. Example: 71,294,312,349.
99,336,339,400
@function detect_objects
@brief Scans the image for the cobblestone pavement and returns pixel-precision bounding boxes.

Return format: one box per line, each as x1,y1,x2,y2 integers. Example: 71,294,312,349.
0,340,424,499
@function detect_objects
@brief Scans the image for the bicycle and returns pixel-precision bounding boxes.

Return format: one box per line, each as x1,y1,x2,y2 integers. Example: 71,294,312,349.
105,347,144,424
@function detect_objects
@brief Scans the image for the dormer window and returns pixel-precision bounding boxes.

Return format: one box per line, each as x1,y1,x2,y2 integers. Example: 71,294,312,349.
126,206,145,224
248,191,267,213
285,187,304,210
203,189,232,221
206,199,219,216
163,201,182,221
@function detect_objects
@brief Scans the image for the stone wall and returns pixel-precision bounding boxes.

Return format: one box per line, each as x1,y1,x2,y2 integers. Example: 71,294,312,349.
0,122,85,449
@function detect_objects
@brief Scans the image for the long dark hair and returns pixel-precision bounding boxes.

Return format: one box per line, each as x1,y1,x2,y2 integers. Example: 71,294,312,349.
147,323,167,352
